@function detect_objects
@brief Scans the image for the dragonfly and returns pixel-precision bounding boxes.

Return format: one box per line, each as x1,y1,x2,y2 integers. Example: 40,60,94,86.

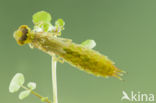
13,25,124,79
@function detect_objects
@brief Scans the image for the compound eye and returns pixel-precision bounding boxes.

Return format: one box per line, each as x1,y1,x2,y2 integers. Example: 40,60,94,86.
13,25,31,45
19,27,28,42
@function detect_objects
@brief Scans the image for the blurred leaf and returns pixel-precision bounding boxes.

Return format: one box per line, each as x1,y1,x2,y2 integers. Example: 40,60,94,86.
55,18,65,27
81,40,96,49
19,90,31,100
9,73,25,93
42,23,52,32
32,11,52,24
27,82,36,90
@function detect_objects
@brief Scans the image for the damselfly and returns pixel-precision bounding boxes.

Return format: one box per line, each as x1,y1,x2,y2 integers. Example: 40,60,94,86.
14,25,124,79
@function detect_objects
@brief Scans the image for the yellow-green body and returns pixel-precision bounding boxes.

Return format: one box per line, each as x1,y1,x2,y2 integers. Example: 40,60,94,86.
14,25,123,79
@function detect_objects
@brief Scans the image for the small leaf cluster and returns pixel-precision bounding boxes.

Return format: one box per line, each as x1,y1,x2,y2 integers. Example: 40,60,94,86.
32,11,96,48
32,11,65,35
9,73,36,100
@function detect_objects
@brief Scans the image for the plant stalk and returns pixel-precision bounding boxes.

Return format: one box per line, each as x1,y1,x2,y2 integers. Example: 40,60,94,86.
21,85,51,103
51,56,58,103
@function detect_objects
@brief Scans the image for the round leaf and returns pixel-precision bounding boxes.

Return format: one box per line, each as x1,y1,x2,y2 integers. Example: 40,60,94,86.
9,73,25,93
32,11,52,24
55,19,65,27
81,40,96,49
19,90,31,100
27,82,36,90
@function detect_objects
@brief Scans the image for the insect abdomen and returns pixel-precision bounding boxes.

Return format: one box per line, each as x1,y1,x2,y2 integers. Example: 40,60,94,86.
59,43,122,78
31,34,123,78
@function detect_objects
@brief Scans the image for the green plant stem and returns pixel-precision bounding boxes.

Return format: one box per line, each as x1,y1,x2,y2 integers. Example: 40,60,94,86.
21,85,51,103
51,56,58,103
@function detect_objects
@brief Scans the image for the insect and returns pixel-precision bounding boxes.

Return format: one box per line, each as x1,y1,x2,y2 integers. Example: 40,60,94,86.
13,25,124,79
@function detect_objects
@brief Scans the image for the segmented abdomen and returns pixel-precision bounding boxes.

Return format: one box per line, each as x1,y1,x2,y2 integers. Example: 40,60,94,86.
32,34,123,79
58,43,122,78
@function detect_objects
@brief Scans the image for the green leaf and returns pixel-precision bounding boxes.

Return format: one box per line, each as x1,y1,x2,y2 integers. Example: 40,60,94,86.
32,11,52,24
55,19,65,27
9,73,25,93
19,90,31,100
81,40,96,49
42,23,52,32
27,82,36,90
